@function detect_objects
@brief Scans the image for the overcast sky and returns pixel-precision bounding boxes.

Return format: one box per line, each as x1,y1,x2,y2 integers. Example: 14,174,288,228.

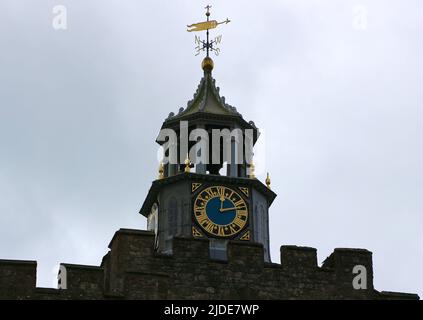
0,0,422,296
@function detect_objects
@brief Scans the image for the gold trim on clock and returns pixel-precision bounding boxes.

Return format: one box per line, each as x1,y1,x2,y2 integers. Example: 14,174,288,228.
239,230,250,241
239,187,249,197
192,226,203,238
192,183,202,193
193,186,248,238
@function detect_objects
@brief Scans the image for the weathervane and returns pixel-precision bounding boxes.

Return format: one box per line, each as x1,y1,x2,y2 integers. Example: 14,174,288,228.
187,5,231,57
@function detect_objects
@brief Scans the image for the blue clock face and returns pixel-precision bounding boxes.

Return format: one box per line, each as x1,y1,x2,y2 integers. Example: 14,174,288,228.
193,186,248,238
205,197,237,225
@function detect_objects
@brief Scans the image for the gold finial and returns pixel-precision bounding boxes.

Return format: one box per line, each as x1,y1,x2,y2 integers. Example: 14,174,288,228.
202,56,214,72
248,162,256,179
184,154,191,173
265,172,271,189
158,162,164,180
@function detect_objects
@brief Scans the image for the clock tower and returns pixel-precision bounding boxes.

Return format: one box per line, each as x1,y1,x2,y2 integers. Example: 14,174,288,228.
139,7,276,262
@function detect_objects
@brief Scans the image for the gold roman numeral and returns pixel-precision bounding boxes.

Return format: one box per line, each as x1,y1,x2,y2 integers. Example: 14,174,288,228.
233,216,245,228
203,222,216,234
218,226,226,237
196,214,209,225
205,189,215,198
234,199,246,210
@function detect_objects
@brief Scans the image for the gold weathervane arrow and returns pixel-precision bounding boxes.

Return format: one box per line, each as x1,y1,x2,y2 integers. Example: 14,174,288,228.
187,18,231,32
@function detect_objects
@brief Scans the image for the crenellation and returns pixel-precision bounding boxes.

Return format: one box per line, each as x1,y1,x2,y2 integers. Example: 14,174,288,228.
61,264,104,292
227,241,264,271
0,235,419,299
280,246,318,270
0,259,37,299
322,248,374,295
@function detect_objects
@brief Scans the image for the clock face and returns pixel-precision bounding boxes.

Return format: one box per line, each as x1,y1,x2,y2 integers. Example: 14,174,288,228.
193,186,248,238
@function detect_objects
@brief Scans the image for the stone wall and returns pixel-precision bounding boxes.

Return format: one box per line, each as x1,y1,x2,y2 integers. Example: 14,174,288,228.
0,229,419,300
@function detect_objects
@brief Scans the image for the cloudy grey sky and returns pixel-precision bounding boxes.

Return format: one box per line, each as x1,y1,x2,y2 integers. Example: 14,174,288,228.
0,0,422,295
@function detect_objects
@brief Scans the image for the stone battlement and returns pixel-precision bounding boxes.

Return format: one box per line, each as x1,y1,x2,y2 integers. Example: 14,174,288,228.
0,229,419,300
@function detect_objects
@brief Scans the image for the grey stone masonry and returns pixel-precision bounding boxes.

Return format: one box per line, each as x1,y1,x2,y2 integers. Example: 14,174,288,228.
0,229,419,300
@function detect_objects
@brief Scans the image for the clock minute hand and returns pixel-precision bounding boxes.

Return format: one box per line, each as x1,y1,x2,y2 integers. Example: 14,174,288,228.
219,207,237,213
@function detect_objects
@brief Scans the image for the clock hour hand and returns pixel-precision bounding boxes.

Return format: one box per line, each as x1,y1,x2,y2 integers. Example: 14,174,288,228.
219,195,225,211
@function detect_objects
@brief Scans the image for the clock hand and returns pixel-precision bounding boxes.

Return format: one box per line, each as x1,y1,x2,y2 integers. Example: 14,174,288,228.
219,207,238,213
219,195,225,211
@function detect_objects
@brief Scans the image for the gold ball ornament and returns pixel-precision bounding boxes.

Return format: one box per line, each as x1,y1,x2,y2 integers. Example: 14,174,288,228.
202,57,214,72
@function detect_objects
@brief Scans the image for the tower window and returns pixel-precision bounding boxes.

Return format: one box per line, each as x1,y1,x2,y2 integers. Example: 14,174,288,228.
209,239,228,261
